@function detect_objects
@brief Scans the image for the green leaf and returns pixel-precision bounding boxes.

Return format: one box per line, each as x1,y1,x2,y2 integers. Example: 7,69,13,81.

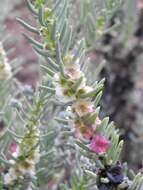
46,57,59,70
73,39,85,63
112,140,123,162
80,84,103,98
26,0,38,15
76,140,91,152
59,19,68,42
0,156,12,167
16,18,39,34
56,0,67,20
94,91,103,108
55,117,68,125
40,65,55,76
33,46,54,58
34,0,45,9
40,85,55,93
51,0,62,14
97,117,109,134
72,77,83,91
63,26,72,55
51,20,57,41
23,33,43,49
38,6,46,26
56,42,65,77
130,173,143,190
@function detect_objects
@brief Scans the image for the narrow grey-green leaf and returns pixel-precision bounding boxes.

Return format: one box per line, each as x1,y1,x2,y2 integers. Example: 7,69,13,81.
16,18,39,34
80,84,103,98
26,0,38,15
56,42,65,76
23,33,43,49
38,6,46,26
63,26,72,55
33,46,54,58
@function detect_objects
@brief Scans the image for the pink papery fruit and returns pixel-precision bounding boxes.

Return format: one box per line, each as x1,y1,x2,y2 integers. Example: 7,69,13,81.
90,134,110,153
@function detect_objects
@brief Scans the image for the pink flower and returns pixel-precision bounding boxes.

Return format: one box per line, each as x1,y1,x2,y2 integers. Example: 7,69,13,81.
10,143,17,153
6,143,17,160
90,134,110,153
